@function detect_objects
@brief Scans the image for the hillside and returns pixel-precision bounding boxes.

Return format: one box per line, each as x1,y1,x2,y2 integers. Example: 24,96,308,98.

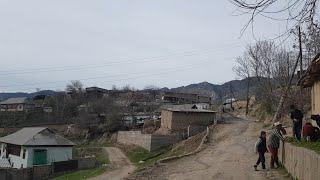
0,77,266,101
0,90,57,101
169,77,265,100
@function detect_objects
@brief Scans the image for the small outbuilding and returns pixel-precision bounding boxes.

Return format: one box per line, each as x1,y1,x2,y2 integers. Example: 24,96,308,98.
161,108,216,131
0,127,75,169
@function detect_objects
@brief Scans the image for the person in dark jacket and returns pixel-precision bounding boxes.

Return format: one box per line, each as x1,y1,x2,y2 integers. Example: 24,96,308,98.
290,105,303,141
254,131,267,170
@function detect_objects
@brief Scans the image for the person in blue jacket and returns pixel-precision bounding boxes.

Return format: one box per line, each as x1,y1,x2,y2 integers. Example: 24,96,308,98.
254,131,267,170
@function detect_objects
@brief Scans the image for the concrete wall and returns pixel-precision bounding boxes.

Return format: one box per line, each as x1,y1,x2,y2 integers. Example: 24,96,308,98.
161,110,216,131
118,131,152,150
279,142,320,180
117,131,176,151
161,110,173,129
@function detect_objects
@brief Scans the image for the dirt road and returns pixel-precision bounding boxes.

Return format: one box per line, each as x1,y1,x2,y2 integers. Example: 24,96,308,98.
129,114,291,180
90,147,135,180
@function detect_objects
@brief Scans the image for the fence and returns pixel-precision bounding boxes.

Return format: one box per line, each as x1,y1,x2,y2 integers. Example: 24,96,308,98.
117,124,210,152
279,142,320,180
52,160,78,173
0,158,97,180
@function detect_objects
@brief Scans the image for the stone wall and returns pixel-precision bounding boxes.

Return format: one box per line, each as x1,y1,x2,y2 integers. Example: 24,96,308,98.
279,142,320,180
117,131,177,151
117,131,152,150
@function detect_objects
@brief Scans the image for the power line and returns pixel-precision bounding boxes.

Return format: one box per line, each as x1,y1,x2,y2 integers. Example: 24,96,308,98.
0,44,241,76
0,57,230,91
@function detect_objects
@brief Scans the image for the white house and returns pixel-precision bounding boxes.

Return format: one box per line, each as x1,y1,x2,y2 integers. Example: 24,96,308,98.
0,127,75,169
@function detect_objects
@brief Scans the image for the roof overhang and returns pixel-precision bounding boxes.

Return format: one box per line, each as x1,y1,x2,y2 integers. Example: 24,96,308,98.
299,54,320,88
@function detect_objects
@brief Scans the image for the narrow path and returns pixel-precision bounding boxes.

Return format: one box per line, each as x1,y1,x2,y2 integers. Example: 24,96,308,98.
128,114,291,180
90,147,135,180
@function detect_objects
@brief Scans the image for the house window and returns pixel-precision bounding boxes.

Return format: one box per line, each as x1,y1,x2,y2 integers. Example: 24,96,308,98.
22,149,26,159
7,144,21,156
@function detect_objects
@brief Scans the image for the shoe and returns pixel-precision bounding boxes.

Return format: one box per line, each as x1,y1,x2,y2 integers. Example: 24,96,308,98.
254,165,258,171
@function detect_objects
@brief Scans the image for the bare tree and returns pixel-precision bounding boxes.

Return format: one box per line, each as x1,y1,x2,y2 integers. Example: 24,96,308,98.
66,80,84,94
233,55,252,115
230,0,320,34
236,40,300,116
121,85,135,92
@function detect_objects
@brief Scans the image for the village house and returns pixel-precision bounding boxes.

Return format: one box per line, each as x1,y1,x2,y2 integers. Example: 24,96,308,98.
299,54,320,127
85,86,108,98
0,97,34,112
0,127,75,169
160,108,216,131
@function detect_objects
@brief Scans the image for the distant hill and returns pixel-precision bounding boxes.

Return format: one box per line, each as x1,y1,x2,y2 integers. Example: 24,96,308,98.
0,77,268,101
169,77,266,101
0,90,58,101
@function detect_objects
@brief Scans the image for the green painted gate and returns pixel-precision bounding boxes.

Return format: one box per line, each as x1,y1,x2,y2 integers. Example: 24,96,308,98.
33,149,47,165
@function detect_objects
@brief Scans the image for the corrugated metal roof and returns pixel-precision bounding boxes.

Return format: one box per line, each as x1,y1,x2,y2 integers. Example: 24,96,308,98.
0,97,28,104
0,127,75,146
0,159,11,168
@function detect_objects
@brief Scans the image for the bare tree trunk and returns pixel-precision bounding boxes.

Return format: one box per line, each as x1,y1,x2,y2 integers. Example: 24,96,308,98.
272,53,301,122
245,77,251,115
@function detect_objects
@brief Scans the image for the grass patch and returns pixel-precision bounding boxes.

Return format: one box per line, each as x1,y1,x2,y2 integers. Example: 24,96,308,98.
126,147,159,165
74,147,110,164
123,145,185,170
95,150,110,164
75,140,113,149
286,137,320,154
51,167,107,180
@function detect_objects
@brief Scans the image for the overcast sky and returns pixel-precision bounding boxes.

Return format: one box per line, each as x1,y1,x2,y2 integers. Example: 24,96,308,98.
0,0,288,92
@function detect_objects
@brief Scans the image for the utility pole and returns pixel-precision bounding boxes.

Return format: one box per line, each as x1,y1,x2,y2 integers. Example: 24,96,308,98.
272,26,303,122
298,26,303,78
298,26,304,110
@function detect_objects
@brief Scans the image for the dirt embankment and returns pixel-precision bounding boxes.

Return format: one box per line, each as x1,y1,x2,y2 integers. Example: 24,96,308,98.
128,114,291,180
90,147,135,180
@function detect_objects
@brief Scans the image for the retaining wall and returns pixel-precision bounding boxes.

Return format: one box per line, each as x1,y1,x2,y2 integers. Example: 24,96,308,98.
117,131,177,151
279,142,320,180
78,157,98,169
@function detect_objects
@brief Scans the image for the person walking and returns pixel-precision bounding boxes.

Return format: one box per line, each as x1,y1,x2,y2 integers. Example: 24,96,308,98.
254,131,267,171
290,105,303,141
267,122,286,169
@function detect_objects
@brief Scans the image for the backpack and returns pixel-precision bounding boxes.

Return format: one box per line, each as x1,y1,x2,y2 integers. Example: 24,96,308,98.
254,138,262,153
